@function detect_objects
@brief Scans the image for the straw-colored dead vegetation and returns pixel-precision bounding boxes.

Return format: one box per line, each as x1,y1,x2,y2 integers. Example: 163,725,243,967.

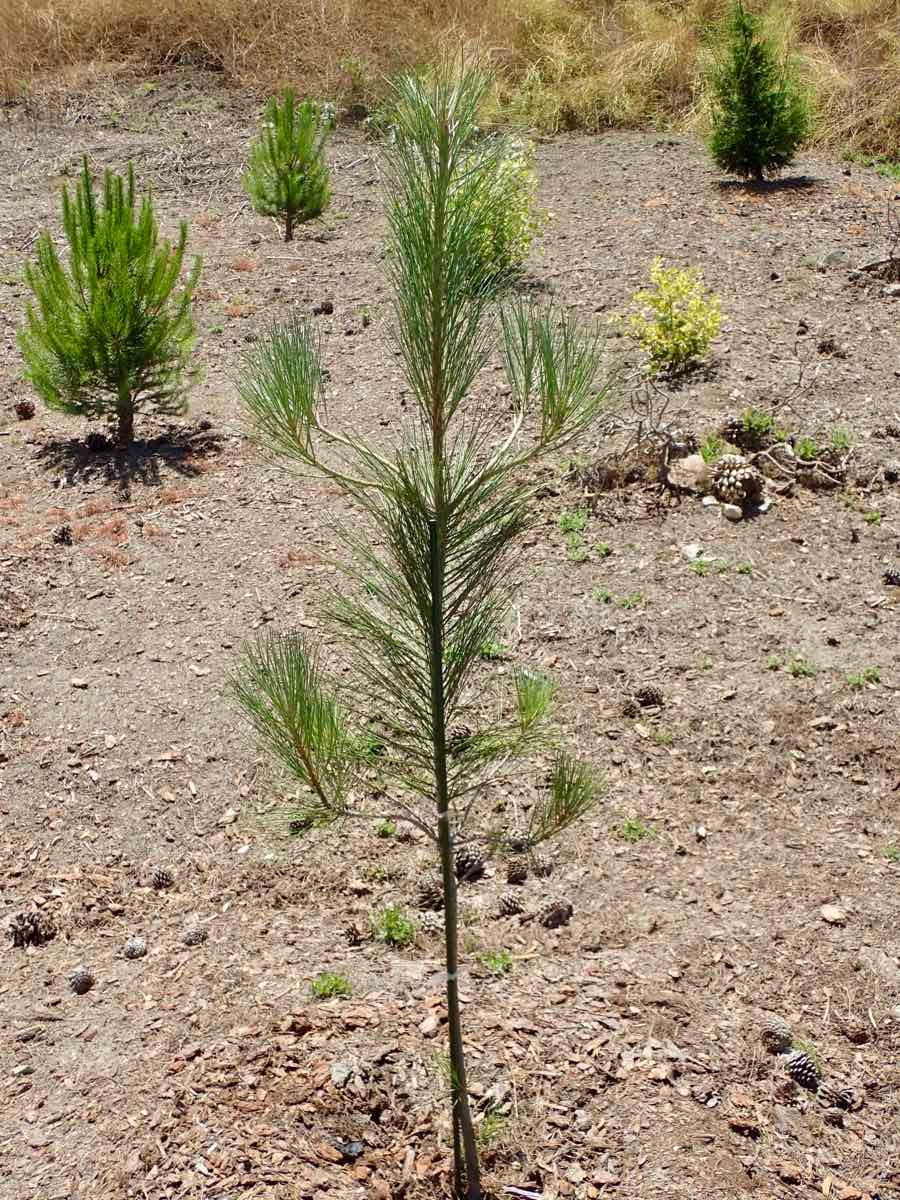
3,0,899,152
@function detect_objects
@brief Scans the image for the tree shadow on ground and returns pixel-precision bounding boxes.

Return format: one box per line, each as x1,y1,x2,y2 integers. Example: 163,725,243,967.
715,175,818,194
34,420,227,496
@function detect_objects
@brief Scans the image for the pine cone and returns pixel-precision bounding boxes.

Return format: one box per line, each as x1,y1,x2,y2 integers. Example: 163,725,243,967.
123,936,147,960
873,423,900,439
502,833,532,854
417,872,444,911
68,965,95,995
14,399,35,421
720,414,745,446
182,926,207,947
418,911,443,937
454,847,485,883
447,724,474,756
710,454,764,508
85,431,110,453
288,816,312,835
531,853,552,879
883,566,900,587
497,891,524,917
884,460,900,483
785,1050,821,1091
760,1013,793,1055
818,1081,857,1111
539,900,574,929
621,698,640,718
344,922,365,947
7,911,56,949
52,524,73,546
506,856,529,885
634,684,664,708
151,867,174,890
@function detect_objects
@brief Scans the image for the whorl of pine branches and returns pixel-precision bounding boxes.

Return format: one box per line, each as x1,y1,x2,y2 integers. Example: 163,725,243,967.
19,158,200,447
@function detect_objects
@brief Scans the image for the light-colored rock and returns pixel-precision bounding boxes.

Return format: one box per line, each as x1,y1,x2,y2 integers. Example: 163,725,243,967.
669,453,710,492
820,904,846,925
701,495,719,508
721,503,743,522
681,543,705,562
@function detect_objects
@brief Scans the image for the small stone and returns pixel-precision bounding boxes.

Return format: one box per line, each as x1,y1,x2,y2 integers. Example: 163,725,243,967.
820,904,846,925
756,497,773,513
668,453,710,492
70,678,88,689
218,807,238,825
721,503,743,522
330,1061,355,1088
681,543,704,562
312,299,334,315
701,495,719,507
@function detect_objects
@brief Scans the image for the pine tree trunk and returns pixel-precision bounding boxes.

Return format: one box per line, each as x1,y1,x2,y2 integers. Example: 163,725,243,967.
115,385,134,449
428,520,481,1200
284,211,294,243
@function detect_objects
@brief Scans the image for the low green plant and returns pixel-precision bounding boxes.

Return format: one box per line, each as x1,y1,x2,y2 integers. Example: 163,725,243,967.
627,258,722,375
565,533,589,562
595,542,612,559
700,433,725,463
479,639,510,661
593,586,613,603
619,592,643,609
650,727,674,746
736,561,753,575
795,436,819,462
765,654,782,671
476,1109,507,1148
701,655,714,670
740,407,775,440
310,971,352,999
244,90,333,242
558,508,588,534
847,666,880,689
788,655,816,678
864,510,882,526
714,559,730,574
619,816,652,843
478,948,513,976
463,137,542,291
375,818,397,838
830,425,854,451
706,2,813,181
19,159,201,448
885,841,900,863
371,904,416,948
691,559,711,577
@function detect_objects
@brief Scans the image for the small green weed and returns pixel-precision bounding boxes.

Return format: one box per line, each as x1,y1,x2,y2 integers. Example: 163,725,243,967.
476,1110,507,1148
847,666,881,689
736,562,753,576
795,436,819,462
700,433,725,464
691,559,711,577
788,656,817,678
864,511,882,526
714,559,730,574
375,818,397,838
558,508,588,534
650,727,674,746
363,863,390,882
310,971,352,999
371,905,416,947
619,816,652,843
565,533,589,563
593,586,613,604
479,948,513,977
765,654,782,671
595,542,612,559
885,841,900,863
479,639,510,661
209,324,224,335
830,425,854,451
740,407,775,440
619,592,643,609
701,655,714,670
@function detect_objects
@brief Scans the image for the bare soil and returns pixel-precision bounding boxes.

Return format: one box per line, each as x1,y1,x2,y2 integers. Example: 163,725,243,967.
2,71,899,1200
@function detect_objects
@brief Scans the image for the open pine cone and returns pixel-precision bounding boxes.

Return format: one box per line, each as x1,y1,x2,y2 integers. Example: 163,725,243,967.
710,454,764,507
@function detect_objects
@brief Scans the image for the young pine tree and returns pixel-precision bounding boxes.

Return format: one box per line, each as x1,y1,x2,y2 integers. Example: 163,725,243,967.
233,66,617,1200
243,91,332,242
19,159,200,448
707,2,812,182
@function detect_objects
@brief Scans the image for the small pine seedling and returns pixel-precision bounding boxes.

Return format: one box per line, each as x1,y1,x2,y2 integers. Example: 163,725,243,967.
706,2,812,181
476,1109,508,1149
371,905,416,948
244,91,333,242
19,159,201,448
847,666,880,689
619,817,652,843
310,971,352,999
479,948,513,977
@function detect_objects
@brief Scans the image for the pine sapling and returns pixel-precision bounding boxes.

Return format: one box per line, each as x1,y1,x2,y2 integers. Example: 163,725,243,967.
18,159,200,448
706,2,812,181
244,91,333,242
233,64,617,1200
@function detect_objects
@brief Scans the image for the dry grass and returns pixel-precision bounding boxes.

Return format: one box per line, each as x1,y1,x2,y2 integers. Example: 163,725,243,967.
3,0,899,151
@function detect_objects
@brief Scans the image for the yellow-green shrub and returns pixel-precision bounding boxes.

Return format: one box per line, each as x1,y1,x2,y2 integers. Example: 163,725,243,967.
463,138,543,289
627,258,722,374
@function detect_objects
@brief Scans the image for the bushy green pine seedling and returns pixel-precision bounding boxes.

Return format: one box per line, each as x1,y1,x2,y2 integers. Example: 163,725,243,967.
706,3,812,181
19,159,200,448
244,91,333,242
232,64,616,1200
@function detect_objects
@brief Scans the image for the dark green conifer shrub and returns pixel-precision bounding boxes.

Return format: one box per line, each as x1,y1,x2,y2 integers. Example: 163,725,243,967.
19,159,200,448
243,91,333,241
706,3,812,181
